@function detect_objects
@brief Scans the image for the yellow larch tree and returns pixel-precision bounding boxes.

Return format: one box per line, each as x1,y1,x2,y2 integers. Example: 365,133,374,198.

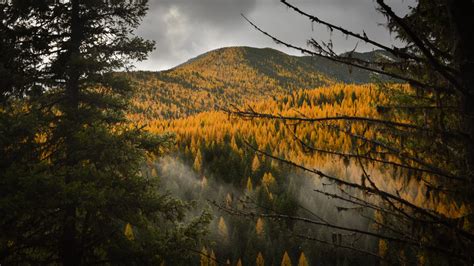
124,223,134,241
193,149,202,172
135,82,465,227
379,239,388,258
256,252,265,266
256,217,264,237
281,251,292,266
209,250,217,266
251,154,260,172
246,176,253,192
262,172,276,200
225,193,233,208
200,247,209,266
201,175,208,189
218,216,229,241
298,252,309,266
262,172,275,187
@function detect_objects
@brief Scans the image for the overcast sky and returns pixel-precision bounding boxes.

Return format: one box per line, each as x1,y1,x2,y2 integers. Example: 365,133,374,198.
134,0,415,71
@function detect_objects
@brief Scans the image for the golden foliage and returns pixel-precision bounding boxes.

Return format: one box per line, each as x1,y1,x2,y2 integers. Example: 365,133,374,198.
140,82,468,222
256,217,264,237
281,251,292,266
256,252,265,266
209,250,217,266
200,247,209,266
124,223,134,241
252,155,261,172
262,172,275,187
298,252,309,266
218,216,229,241
379,239,388,258
201,175,208,189
246,177,253,192
193,149,202,172
225,193,233,208
128,47,332,121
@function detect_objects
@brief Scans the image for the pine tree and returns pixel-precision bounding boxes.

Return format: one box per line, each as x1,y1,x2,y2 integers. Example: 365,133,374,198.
0,1,210,264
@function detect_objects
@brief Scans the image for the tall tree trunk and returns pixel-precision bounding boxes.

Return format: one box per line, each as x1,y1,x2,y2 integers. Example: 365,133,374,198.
60,0,82,265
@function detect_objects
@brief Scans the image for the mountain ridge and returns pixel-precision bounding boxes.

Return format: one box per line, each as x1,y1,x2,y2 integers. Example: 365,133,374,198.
170,46,388,84
128,46,388,120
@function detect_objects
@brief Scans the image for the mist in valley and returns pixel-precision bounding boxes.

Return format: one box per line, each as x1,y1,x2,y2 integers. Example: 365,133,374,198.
152,154,381,265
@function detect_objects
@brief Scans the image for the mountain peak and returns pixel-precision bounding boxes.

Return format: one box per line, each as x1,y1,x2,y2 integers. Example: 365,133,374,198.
172,46,385,85
176,46,290,70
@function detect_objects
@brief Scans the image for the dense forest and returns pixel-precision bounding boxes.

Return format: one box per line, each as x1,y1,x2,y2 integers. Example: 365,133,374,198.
134,80,468,264
1,0,473,265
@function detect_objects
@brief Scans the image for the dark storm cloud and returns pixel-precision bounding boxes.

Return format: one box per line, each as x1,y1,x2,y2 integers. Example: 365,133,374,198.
135,0,415,70
134,0,258,70
147,0,257,27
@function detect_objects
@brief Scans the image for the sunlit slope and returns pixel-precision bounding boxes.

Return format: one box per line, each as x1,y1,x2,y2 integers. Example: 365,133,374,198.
146,83,468,219
128,47,391,120
128,47,327,120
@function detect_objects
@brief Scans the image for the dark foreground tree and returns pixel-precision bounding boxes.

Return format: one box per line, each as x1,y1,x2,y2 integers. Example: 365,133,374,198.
0,0,209,264
223,0,474,264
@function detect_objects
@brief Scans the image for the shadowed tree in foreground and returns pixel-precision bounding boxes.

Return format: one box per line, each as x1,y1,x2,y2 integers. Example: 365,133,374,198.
0,0,209,264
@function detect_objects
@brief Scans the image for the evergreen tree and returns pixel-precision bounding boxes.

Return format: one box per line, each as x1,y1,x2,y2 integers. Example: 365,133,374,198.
0,0,209,264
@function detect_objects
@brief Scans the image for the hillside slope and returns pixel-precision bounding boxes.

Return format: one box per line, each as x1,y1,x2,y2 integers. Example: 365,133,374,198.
128,46,385,121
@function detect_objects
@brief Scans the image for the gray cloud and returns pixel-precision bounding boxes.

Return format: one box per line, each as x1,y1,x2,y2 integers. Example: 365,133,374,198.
135,0,415,70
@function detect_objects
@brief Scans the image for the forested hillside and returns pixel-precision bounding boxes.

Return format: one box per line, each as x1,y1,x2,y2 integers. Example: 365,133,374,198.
127,47,389,121
3,0,473,265
124,49,469,264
